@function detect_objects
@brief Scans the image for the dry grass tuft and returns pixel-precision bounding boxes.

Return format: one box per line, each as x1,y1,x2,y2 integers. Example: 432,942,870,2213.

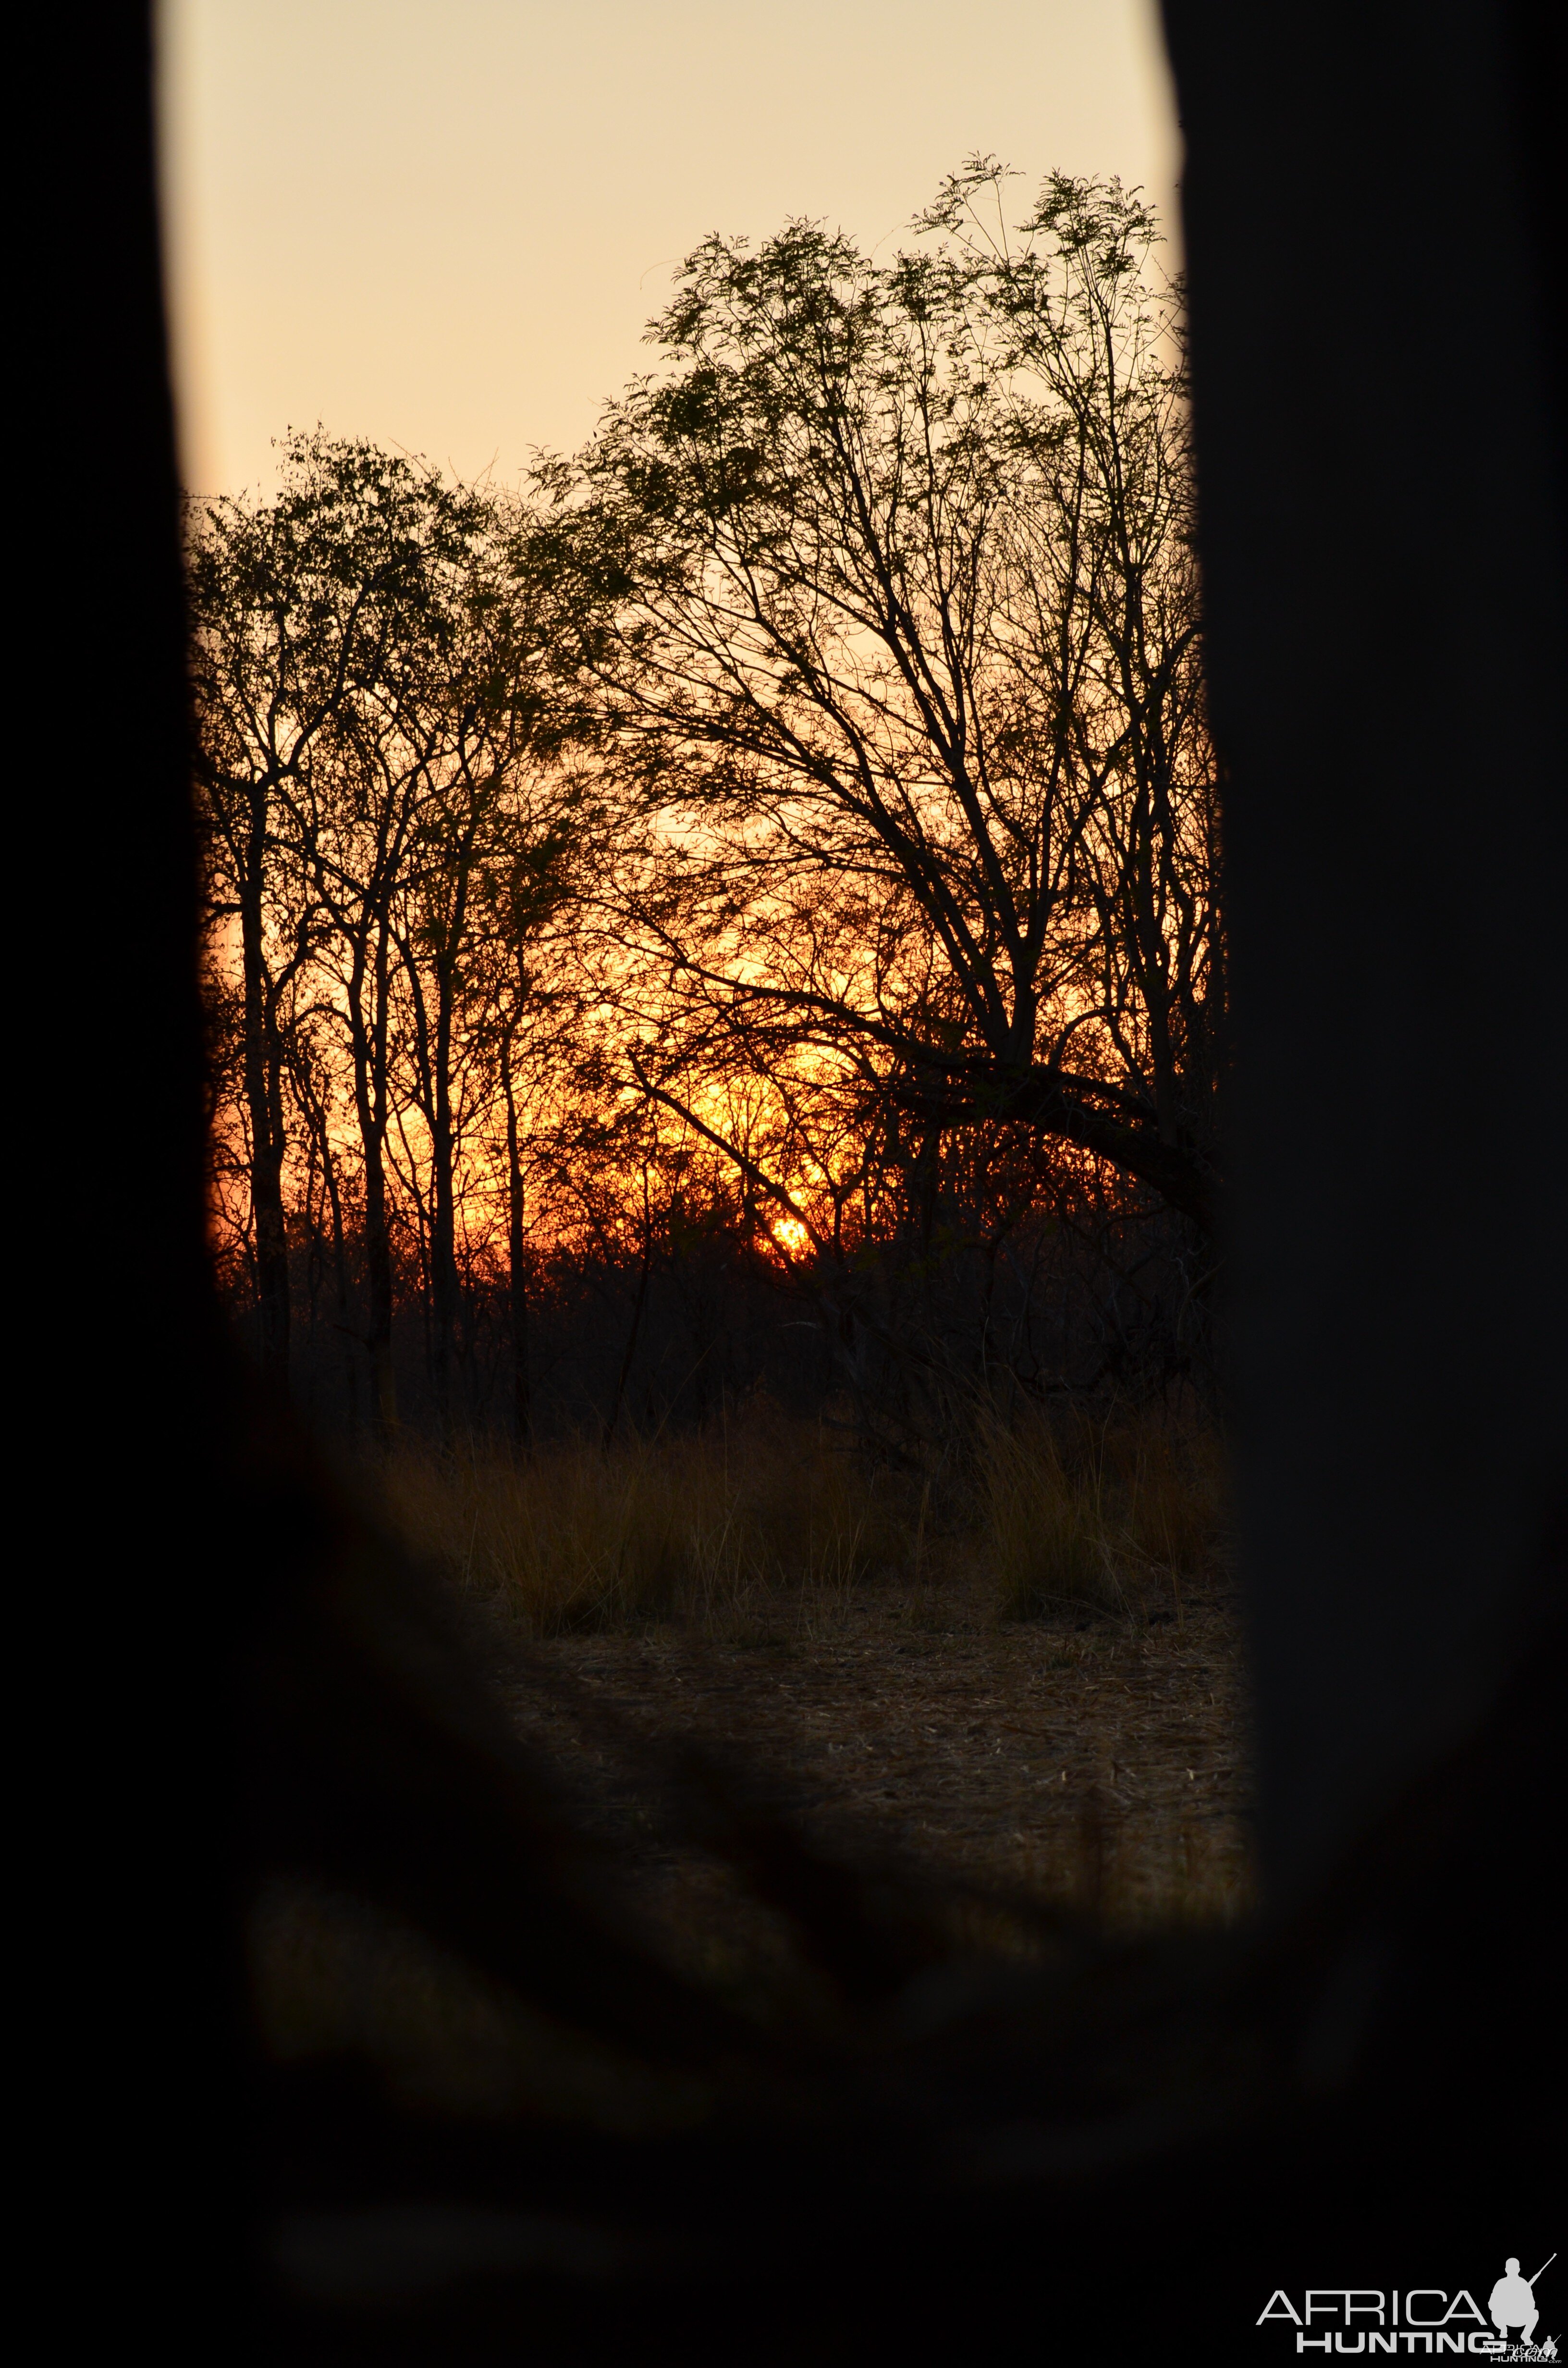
974,1404,1228,1621
374,1406,1227,1636
377,1418,906,1636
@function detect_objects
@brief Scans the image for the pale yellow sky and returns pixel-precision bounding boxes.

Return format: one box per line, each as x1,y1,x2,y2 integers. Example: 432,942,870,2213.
158,0,1180,499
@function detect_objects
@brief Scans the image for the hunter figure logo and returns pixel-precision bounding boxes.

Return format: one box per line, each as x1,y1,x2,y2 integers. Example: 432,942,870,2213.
1256,2253,1558,2356
1489,2257,1556,2359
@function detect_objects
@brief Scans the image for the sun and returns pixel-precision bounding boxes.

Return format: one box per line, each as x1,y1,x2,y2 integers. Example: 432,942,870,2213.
773,1216,809,1256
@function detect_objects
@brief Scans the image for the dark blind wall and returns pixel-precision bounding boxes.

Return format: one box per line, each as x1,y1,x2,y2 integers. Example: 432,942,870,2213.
1162,0,1567,1896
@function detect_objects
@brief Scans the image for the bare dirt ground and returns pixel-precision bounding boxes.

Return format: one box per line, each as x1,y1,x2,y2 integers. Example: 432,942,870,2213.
504,1579,1254,1990
251,1574,1254,2127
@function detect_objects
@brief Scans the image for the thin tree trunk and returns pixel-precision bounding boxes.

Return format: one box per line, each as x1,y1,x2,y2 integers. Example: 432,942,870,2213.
313,1107,355,1430
239,784,290,1383
362,1134,396,1436
425,815,478,1438
502,1039,531,1447
349,925,397,1439
429,977,458,1436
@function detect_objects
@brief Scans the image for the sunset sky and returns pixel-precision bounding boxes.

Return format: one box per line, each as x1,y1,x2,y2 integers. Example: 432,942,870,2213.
158,0,1181,500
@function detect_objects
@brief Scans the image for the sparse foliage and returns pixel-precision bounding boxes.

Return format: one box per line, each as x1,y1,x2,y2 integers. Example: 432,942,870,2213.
192,172,1223,1448
563,166,1221,1240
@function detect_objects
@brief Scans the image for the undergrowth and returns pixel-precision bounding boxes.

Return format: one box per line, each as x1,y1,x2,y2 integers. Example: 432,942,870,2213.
974,1402,1227,1619
377,1418,902,1635
373,1404,1226,1635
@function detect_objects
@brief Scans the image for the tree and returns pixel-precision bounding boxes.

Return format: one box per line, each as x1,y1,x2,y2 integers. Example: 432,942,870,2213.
192,435,485,1404
194,436,593,1426
564,168,1222,1238
190,438,392,1380
468,818,582,1443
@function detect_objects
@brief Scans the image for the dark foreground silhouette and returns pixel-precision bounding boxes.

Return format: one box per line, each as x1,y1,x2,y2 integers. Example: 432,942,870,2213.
76,2,1562,2355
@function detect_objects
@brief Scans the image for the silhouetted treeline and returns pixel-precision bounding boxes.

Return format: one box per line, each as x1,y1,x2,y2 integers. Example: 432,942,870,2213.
234,1154,1212,1448
193,170,1222,1447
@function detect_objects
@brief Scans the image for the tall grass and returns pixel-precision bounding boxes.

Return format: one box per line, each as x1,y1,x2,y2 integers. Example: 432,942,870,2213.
973,1402,1227,1618
378,1418,905,1635
373,1404,1226,1634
